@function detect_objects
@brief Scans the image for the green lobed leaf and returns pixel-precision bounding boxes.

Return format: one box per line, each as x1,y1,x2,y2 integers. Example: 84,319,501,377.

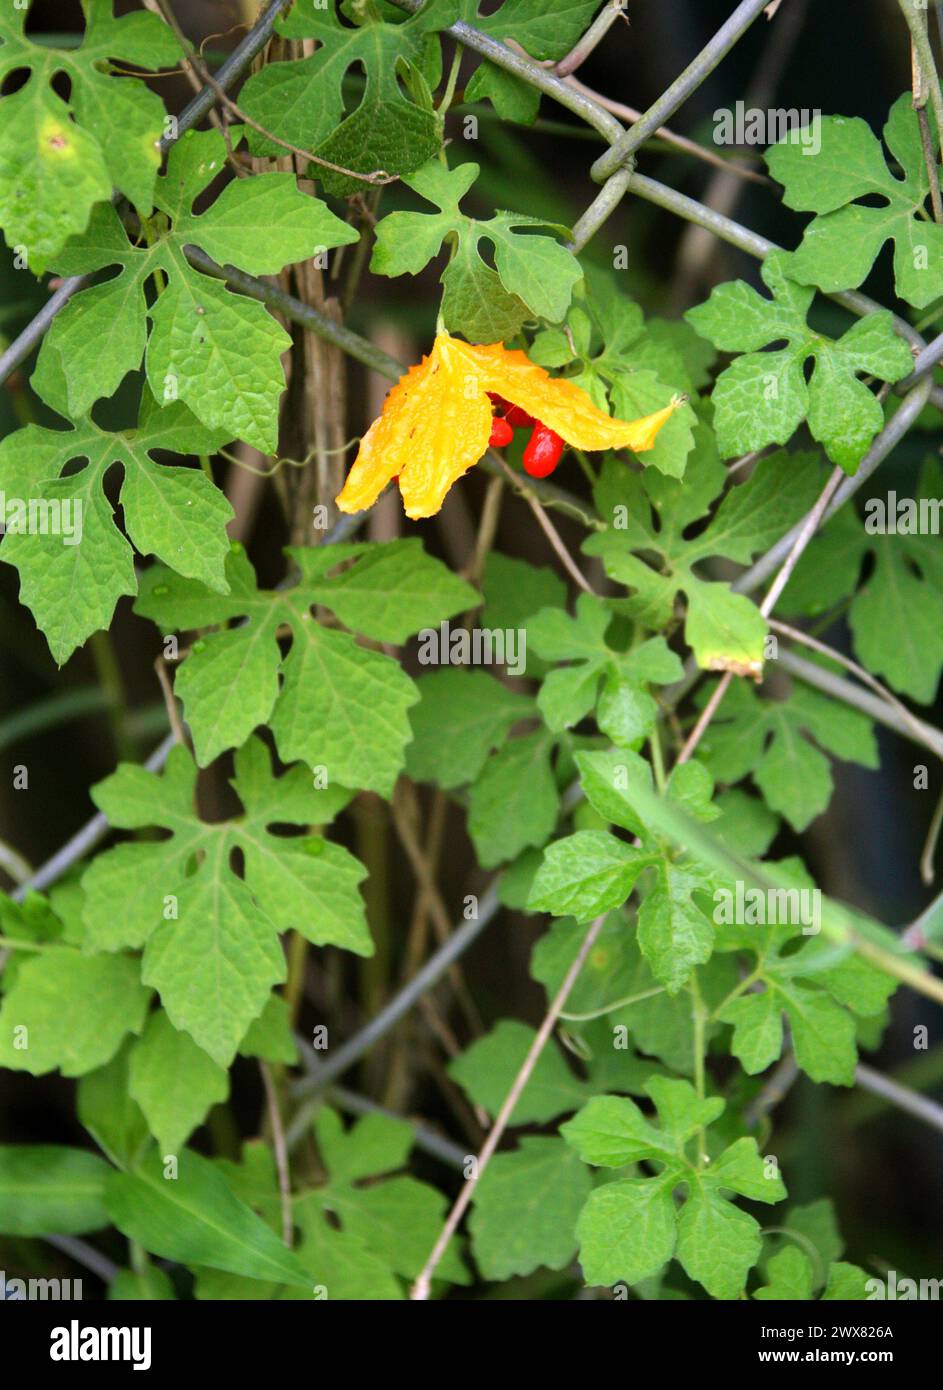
128,1009,230,1155
33,129,358,450
766,95,943,308
135,540,473,794
470,1136,592,1280
0,390,233,664
0,947,151,1077
0,0,180,269
81,738,370,1066
686,251,912,469
371,158,582,337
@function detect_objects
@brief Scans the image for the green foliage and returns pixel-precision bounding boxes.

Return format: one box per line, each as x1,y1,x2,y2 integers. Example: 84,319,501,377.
585,442,824,675
0,389,232,664
371,158,582,339
686,252,912,470
562,1078,786,1297
0,5,929,1307
241,0,454,196
33,128,357,450
0,1145,112,1235
782,466,943,703
713,859,897,1085
136,539,476,793
81,737,368,1066
697,678,880,832
531,280,703,477
0,947,150,1076
767,95,943,307
105,1147,314,1288
0,0,179,270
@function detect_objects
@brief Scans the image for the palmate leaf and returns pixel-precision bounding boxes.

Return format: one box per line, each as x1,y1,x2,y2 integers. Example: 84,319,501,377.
536,750,721,993
585,442,824,678
309,1111,468,1288
0,0,180,270
780,462,943,703
461,0,602,124
80,736,368,1066
197,1111,468,1298
528,594,682,737
469,1136,592,1280
767,94,943,308
33,128,358,450
371,159,583,340
696,675,880,832
135,538,477,795
0,388,232,665
562,1077,786,1297
686,251,912,470
240,0,457,196
712,859,897,1085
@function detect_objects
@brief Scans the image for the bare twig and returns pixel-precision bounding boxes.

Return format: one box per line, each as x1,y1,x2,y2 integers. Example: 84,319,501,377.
554,0,627,77
920,787,943,886
768,619,941,762
778,649,943,764
758,468,844,617
855,1062,943,1135
677,467,844,765
410,913,608,1300
259,1060,293,1247
564,74,770,185
153,656,188,747
494,455,596,594
899,0,943,155
676,671,734,767
591,0,776,180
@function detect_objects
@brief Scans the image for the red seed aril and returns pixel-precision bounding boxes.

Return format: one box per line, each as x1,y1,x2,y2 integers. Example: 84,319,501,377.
488,392,534,428
522,421,564,477
488,416,514,448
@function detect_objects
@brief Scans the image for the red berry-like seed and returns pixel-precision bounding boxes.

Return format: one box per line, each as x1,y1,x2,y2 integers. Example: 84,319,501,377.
488,416,514,448
504,404,535,428
522,421,564,477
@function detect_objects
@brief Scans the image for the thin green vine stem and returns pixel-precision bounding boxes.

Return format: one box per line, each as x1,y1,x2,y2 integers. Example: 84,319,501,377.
689,972,708,1169
559,984,666,1022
